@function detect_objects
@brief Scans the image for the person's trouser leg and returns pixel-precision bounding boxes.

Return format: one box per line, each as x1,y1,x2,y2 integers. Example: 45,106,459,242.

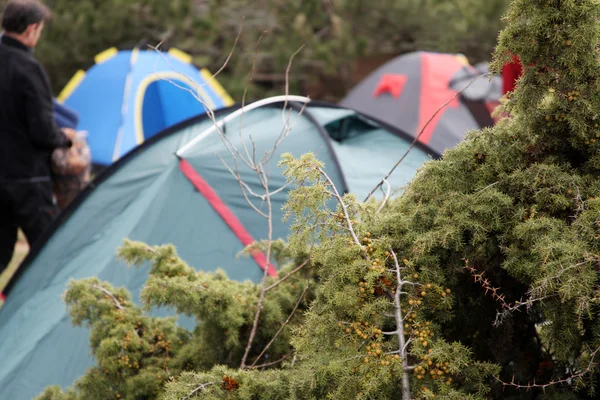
0,186,18,275
14,182,57,249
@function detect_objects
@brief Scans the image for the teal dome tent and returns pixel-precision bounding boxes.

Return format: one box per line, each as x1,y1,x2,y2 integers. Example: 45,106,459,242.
0,97,433,399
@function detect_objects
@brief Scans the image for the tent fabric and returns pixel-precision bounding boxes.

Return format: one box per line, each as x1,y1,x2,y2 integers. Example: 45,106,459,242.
57,47,234,166
0,100,431,400
340,51,500,157
52,100,79,129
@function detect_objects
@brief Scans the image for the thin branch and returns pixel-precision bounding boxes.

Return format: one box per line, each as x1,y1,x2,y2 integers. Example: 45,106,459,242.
239,30,268,164
93,285,124,310
216,153,269,218
317,167,360,245
265,258,311,292
401,338,413,357
390,249,412,400
377,179,392,213
249,354,291,369
365,73,486,202
181,382,215,400
496,345,600,391
240,160,277,369
474,181,500,195
464,259,509,308
251,285,310,367
210,21,244,81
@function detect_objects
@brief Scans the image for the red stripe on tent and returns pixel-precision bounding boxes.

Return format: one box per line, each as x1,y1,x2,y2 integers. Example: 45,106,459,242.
0,293,5,301
417,53,463,145
179,158,278,277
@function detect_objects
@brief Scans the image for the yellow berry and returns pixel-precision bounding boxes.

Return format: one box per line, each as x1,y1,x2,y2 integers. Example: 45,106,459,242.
413,273,419,279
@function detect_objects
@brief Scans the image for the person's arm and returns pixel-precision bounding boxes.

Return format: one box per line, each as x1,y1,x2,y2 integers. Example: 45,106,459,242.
21,62,72,149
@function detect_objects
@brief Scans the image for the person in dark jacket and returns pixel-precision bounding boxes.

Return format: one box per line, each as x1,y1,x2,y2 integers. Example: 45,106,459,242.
0,0,74,273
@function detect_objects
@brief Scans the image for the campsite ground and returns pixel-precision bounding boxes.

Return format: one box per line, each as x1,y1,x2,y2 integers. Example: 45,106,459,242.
0,232,28,293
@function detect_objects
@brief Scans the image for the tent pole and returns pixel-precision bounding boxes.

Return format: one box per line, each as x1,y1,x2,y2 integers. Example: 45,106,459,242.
175,95,311,157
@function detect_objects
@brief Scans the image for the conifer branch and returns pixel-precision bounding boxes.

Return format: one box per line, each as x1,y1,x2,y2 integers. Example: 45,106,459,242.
251,285,309,367
364,73,485,202
92,285,124,311
181,382,215,400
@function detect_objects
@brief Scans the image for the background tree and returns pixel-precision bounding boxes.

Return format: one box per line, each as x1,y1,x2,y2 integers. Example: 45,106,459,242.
1,0,508,101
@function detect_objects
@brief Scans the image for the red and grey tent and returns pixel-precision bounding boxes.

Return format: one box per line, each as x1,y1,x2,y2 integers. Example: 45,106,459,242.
341,51,502,156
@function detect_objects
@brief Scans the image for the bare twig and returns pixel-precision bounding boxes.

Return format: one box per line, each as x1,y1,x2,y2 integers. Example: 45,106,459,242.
240,169,274,368
249,354,291,369
269,44,308,163
364,73,486,202
93,285,124,310
181,382,215,400
390,249,412,400
464,259,509,308
474,181,500,195
496,345,600,391
265,258,311,292
251,285,310,367
377,179,392,213
317,167,360,245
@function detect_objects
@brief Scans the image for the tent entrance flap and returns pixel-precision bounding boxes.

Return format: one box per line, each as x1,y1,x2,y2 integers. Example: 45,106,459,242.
141,80,205,140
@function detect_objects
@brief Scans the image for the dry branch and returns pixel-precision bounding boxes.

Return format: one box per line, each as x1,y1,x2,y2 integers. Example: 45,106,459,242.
92,285,124,311
251,285,310,367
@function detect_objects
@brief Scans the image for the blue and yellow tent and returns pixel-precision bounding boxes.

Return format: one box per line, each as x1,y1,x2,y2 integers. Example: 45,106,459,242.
58,47,234,166
0,97,434,399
